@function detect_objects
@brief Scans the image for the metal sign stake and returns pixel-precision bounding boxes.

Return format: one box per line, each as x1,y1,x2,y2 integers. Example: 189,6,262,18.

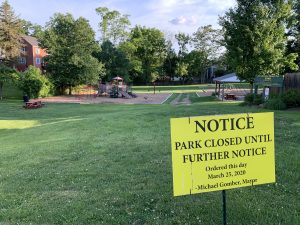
222,190,227,225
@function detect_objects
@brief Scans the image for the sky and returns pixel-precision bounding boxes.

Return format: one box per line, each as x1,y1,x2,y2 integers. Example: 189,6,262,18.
3,0,235,39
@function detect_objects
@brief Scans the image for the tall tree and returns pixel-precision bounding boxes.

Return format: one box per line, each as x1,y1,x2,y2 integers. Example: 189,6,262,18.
286,0,300,70
220,0,298,88
192,25,223,61
0,0,22,63
175,32,190,58
41,13,105,94
127,26,167,83
95,7,131,45
20,19,44,39
95,40,130,81
186,50,209,83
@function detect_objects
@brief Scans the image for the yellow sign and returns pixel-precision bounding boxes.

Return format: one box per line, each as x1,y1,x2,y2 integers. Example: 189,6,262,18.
170,112,275,196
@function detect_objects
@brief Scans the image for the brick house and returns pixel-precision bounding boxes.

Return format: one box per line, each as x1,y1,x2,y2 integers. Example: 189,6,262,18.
16,35,47,72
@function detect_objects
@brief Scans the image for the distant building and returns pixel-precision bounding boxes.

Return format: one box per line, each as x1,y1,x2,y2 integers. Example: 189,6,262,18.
16,35,47,72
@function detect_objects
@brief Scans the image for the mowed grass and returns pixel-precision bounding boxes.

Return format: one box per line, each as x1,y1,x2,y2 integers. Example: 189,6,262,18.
0,100,299,224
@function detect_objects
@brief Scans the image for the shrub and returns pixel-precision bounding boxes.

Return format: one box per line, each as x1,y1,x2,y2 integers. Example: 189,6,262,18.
18,66,53,98
244,93,254,105
243,93,264,105
281,90,300,108
264,98,287,110
253,94,264,105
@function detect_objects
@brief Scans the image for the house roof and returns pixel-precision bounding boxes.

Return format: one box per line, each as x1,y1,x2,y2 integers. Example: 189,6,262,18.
22,35,39,46
213,73,243,83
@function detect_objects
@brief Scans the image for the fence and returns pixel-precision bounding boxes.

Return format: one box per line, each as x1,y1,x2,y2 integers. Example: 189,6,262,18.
284,73,300,90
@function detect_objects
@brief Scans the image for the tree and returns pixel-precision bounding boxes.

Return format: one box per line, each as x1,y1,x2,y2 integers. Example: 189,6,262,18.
192,25,223,61
0,0,22,63
185,50,209,83
175,61,189,82
286,0,300,70
220,0,298,89
0,63,18,99
175,32,190,58
95,7,131,45
94,40,130,81
20,19,44,39
163,44,178,78
125,26,167,83
41,13,105,94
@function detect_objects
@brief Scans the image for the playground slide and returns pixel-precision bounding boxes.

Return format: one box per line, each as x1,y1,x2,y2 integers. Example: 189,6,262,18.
119,91,133,99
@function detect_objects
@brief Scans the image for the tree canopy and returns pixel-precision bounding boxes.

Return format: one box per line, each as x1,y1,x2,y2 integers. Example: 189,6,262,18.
96,7,131,45
41,13,105,94
220,0,298,85
0,0,22,63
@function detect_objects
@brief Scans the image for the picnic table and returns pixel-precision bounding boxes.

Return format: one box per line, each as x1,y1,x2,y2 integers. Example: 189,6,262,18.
24,101,44,109
224,93,237,100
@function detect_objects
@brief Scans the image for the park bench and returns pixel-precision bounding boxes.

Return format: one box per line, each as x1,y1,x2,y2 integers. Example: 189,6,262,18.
24,101,44,109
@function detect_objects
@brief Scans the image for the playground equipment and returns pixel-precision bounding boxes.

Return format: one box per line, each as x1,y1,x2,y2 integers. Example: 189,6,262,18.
97,76,137,99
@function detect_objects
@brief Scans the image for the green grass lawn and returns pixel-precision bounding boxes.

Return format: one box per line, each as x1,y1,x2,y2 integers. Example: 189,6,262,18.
0,99,299,224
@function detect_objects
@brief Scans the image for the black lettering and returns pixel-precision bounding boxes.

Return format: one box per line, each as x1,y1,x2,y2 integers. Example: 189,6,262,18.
208,119,219,132
236,117,246,129
195,120,206,133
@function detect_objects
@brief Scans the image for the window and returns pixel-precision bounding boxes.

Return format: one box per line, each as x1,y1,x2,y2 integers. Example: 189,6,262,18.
18,57,26,64
36,57,41,64
21,47,26,53
35,48,40,55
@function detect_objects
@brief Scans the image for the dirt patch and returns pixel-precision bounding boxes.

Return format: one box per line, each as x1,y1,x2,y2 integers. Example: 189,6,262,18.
35,93,172,105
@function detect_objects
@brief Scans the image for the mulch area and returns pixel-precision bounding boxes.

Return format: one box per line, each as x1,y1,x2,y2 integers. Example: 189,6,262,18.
34,93,172,105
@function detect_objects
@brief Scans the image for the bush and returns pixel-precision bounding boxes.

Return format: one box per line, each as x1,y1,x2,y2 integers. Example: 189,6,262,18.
18,66,53,98
264,98,287,110
243,93,264,105
244,93,254,105
281,90,300,108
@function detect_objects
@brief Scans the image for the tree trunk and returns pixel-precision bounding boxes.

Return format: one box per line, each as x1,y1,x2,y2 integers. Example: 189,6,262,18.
68,86,72,95
0,82,3,100
250,82,254,94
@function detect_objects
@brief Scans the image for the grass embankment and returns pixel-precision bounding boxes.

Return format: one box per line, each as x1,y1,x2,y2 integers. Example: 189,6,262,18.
0,100,299,224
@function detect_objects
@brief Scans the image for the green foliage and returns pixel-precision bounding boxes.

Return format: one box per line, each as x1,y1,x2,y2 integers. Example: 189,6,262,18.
192,25,223,60
20,19,44,39
95,40,130,82
175,32,190,57
175,61,188,79
41,13,104,94
0,63,19,99
0,0,22,63
220,0,298,84
95,7,131,45
243,93,264,106
281,89,300,107
185,50,208,82
125,26,167,83
264,97,287,110
18,66,53,98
